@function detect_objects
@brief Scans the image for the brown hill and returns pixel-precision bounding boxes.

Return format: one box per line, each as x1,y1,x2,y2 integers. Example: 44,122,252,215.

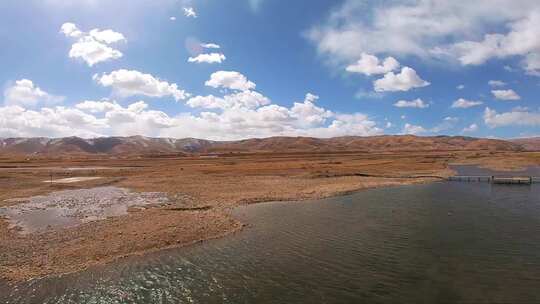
0,135,525,156
205,135,522,153
510,137,540,151
0,136,213,156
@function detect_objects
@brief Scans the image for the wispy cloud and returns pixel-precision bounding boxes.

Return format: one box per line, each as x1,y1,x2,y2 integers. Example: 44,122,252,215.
183,7,197,18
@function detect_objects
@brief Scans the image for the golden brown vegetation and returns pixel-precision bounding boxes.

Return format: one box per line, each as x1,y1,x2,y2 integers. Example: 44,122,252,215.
0,150,539,281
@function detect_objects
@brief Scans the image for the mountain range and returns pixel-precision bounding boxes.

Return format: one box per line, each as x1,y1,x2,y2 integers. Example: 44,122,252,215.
509,137,540,152
0,135,536,156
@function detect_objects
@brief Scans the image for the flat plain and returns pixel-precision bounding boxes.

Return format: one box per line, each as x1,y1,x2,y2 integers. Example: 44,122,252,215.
1,149,539,281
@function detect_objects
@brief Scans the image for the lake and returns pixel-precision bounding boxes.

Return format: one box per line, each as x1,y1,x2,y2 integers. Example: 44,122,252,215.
2,171,540,303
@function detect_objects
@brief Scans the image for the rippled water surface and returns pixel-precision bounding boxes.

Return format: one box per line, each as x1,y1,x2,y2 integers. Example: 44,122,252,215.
2,181,540,303
450,164,540,177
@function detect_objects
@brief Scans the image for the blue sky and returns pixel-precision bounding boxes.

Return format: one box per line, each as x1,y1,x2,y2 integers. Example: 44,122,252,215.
0,0,539,140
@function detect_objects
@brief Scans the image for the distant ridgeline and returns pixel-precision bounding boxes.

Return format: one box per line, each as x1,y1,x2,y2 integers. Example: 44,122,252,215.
0,135,535,156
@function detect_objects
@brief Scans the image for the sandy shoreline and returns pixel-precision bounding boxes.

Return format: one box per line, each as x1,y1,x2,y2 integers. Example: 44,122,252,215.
0,178,434,282
1,150,538,282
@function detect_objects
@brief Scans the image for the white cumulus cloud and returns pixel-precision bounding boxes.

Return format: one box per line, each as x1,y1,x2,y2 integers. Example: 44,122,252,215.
0,105,105,138
374,67,430,92
188,53,226,64
346,53,400,76
492,89,521,100
171,91,382,139
88,29,126,44
3,79,64,107
0,100,175,138
402,123,427,135
307,1,540,75
0,72,387,140
290,93,333,127
393,98,429,108
451,11,540,75
60,22,125,66
94,69,189,101
205,71,256,91
201,43,220,49
484,107,540,127
462,123,479,133
451,98,483,108
524,53,540,75
488,80,507,87
60,22,83,38
187,90,270,110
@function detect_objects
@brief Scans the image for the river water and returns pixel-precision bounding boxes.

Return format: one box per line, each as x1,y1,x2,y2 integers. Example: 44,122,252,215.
449,164,540,177
1,169,540,303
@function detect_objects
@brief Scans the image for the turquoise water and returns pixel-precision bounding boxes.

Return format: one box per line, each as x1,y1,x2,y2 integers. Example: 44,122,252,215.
2,180,540,303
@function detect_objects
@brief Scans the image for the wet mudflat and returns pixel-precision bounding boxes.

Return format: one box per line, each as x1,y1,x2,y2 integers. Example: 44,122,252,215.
0,187,169,234
43,177,103,183
2,179,540,303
